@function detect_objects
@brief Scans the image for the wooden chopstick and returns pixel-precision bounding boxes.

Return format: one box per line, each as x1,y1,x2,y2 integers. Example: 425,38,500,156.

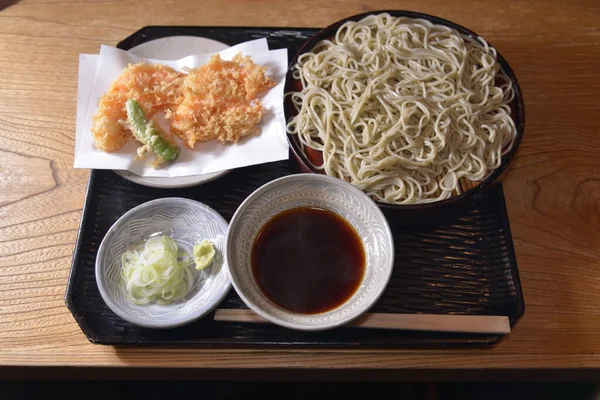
214,309,511,335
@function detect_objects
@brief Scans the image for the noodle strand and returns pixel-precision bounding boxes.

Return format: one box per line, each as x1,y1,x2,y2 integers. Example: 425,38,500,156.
287,14,517,204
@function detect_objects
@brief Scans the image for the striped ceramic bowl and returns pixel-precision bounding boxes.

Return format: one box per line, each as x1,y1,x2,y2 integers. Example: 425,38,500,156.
95,197,231,329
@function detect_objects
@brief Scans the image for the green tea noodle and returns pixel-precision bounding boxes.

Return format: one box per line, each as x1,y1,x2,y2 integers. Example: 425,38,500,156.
286,13,517,204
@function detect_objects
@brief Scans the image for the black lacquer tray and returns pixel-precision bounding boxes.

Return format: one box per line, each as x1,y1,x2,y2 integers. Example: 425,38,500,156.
65,26,524,347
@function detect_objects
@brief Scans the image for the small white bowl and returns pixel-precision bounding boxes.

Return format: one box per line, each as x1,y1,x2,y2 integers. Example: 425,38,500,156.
226,174,394,331
96,197,231,329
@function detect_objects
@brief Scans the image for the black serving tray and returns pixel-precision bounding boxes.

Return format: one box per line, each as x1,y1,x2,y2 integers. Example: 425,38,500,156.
65,26,524,347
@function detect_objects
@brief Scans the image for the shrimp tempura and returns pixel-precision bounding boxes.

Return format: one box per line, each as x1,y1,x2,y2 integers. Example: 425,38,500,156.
92,63,184,152
170,53,275,149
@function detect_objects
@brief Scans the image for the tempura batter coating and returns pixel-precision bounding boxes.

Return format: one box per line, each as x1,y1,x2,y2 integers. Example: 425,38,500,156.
92,63,184,152
170,53,275,148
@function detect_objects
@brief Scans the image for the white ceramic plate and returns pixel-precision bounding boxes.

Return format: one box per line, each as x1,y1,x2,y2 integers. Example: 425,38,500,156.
96,197,231,329
114,36,231,189
226,174,395,331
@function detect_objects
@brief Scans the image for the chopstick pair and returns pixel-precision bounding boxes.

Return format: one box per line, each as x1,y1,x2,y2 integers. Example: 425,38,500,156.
214,309,511,335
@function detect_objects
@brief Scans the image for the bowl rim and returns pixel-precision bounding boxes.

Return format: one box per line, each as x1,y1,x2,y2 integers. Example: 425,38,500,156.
95,197,232,329
284,10,526,211
225,173,395,331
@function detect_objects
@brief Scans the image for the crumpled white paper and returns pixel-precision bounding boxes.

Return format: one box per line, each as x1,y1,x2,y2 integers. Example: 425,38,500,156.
74,39,289,177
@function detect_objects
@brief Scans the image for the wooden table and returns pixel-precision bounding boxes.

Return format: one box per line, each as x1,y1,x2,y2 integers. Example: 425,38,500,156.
1,0,600,379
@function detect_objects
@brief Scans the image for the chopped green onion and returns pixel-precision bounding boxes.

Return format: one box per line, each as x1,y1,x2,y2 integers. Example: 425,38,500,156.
120,235,195,305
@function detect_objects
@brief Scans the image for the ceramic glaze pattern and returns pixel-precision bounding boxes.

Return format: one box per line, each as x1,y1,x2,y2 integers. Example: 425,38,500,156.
226,174,394,330
96,197,231,328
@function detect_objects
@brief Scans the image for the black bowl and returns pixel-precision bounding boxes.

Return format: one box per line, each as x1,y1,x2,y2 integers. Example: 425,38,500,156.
284,10,525,226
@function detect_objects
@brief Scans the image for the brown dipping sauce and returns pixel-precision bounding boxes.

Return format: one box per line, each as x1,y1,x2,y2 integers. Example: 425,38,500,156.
251,207,365,314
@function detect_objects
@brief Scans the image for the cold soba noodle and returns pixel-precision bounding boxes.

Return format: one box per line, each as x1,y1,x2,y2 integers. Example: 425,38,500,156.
286,14,517,204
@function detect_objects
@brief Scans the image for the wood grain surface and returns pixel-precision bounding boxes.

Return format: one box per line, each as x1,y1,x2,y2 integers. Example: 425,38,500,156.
1,0,600,376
